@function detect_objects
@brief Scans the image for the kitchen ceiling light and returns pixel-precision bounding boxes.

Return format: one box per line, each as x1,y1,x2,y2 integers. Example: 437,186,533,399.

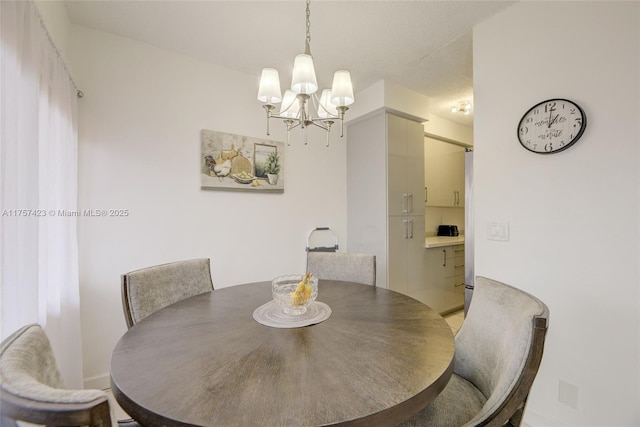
451,101,472,115
257,0,354,147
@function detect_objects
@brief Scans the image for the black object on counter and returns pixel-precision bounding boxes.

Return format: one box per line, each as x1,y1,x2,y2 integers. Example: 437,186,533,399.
437,225,459,236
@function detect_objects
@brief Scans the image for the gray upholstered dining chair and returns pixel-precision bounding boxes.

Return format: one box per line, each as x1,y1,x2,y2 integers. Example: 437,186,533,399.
121,258,214,328
0,323,141,427
306,252,377,286
398,276,549,427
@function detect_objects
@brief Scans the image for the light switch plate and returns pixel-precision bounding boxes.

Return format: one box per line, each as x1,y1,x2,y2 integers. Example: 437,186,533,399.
487,221,509,241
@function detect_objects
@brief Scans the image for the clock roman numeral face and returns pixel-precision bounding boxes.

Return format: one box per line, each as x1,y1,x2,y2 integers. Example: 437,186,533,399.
518,99,586,154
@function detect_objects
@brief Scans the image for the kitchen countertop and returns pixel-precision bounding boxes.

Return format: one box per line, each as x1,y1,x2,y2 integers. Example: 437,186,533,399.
425,235,465,248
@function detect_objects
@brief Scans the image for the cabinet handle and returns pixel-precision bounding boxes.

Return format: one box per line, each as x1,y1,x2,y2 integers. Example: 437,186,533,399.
402,193,409,214
454,282,465,287
403,219,409,239
455,264,465,268
408,194,413,213
425,187,427,203
409,219,414,239
442,249,446,267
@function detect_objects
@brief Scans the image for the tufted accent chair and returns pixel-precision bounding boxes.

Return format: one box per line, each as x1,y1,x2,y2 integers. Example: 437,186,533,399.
306,252,376,286
121,258,214,329
398,276,549,427
0,324,141,427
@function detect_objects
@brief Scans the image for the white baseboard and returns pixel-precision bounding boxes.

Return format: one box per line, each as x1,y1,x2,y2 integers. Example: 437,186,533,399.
524,409,569,427
84,372,111,390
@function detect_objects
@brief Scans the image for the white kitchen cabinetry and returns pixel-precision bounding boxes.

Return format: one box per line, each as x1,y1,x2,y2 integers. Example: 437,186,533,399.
347,110,425,293
444,245,465,312
424,137,465,207
423,248,447,312
423,244,465,314
388,115,425,218
389,215,426,294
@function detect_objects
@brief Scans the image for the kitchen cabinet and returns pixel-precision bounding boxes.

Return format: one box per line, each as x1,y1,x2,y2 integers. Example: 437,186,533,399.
347,110,425,293
444,244,465,312
424,137,465,207
423,244,465,314
422,247,446,312
389,215,426,294
388,115,425,217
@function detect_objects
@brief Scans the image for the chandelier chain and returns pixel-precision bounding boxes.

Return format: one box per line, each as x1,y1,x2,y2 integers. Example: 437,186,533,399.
304,0,311,55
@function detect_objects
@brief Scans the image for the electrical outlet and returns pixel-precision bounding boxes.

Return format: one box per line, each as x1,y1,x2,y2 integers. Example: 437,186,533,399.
487,221,509,241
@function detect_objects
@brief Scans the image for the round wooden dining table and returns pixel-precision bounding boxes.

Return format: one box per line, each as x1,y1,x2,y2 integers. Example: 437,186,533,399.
110,280,455,426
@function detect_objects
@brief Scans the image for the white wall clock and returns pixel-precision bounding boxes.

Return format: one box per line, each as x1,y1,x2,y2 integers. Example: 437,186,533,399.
517,98,586,154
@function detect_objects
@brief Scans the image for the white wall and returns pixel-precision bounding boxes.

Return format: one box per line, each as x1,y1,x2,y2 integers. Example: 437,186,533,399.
37,3,640,423
68,25,348,387
474,2,639,426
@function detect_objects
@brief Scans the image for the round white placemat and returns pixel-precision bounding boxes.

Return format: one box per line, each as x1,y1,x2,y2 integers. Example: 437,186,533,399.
253,300,332,328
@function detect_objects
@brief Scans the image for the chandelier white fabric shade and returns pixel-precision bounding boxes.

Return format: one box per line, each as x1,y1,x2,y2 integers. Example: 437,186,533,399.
291,54,318,95
318,89,338,118
257,68,282,104
256,0,354,146
330,70,354,107
279,90,300,118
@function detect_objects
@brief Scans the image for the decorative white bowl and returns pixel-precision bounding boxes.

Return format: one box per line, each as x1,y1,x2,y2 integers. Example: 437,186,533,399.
272,274,318,315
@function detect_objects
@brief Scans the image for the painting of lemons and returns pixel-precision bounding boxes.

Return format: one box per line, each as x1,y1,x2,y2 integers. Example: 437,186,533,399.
201,130,284,193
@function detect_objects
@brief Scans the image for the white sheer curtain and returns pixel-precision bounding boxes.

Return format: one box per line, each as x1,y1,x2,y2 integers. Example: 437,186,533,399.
1,0,83,388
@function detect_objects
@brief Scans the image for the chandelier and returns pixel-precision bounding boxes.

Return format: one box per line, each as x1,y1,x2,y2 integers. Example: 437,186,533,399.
257,0,354,147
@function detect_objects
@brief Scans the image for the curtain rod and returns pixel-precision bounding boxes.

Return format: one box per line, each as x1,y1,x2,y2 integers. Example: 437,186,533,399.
32,1,83,99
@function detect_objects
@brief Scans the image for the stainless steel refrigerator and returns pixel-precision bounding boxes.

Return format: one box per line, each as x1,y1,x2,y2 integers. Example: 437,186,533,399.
464,149,474,315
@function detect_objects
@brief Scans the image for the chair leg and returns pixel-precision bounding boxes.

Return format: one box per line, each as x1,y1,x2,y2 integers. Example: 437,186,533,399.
507,402,525,426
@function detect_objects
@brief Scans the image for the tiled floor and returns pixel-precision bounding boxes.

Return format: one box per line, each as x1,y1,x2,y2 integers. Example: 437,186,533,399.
443,309,465,334
106,309,467,421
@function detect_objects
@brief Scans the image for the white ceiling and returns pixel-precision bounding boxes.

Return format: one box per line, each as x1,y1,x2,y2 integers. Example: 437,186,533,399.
64,1,515,127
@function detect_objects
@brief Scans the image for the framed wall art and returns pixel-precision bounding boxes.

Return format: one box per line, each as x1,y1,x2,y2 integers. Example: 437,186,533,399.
201,130,284,193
